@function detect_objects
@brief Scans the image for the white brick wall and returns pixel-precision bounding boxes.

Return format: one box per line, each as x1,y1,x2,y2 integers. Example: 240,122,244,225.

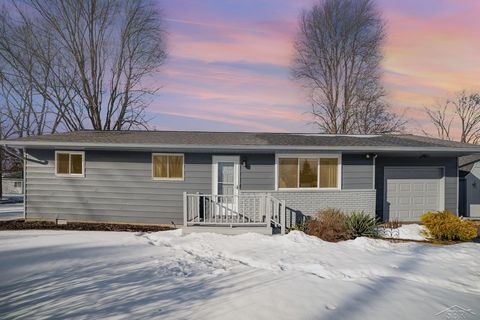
241,189,376,226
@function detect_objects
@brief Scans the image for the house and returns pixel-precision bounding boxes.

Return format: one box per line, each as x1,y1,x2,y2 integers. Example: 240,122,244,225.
459,155,480,218
2,172,23,195
2,131,480,234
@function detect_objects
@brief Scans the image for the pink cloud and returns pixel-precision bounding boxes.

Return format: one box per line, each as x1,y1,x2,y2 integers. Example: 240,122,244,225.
150,0,480,135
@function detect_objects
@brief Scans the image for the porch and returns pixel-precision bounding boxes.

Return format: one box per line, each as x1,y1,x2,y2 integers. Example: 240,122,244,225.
183,193,287,235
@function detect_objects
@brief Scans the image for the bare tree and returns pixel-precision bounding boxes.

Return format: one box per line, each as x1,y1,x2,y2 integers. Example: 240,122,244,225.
0,0,167,131
425,91,480,143
292,0,404,134
424,100,453,141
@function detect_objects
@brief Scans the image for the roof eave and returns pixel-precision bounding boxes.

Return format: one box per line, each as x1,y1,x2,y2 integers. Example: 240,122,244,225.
2,140,480,153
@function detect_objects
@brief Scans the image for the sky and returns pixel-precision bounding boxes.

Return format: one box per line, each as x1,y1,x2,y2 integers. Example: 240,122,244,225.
150,0,480,135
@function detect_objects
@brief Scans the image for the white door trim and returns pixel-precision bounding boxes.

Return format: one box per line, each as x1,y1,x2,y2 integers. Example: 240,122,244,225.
212,155,240,196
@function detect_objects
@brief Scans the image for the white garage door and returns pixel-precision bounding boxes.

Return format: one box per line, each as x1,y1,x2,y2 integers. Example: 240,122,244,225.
384,167,444,221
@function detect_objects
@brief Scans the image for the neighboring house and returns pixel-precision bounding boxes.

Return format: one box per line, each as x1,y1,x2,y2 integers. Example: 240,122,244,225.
2,172,23,195
459,155,480,218
2,131,480,233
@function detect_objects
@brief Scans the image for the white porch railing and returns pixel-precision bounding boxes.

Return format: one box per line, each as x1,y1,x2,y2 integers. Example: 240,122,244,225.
183,192,286,234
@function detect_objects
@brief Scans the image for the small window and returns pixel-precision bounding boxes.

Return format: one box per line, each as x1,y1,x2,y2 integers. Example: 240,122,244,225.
14,181,22,188
152,154,184,180
55,151,84,176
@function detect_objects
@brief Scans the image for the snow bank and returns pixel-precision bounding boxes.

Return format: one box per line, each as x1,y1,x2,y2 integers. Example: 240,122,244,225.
379,223,427,241
0,229,479,320
142,229,479,293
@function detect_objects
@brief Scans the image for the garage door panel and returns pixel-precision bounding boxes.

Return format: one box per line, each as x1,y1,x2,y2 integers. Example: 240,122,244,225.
410,210,424,219
384,167,443,221
398,197,411,205
413,184,424,192
387,197,397,205
426,197,439,205
387,184,397,192
413,197,424,205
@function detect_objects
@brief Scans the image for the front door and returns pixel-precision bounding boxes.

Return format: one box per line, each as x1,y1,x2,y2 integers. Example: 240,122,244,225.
212,156,240,215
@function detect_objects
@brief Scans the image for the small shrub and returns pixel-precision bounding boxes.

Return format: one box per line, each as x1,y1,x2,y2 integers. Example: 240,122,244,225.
420,210,478,241
304,208,352,242
288,216,311,232
383,218,402,230
381,218,402,239
346,211,380,238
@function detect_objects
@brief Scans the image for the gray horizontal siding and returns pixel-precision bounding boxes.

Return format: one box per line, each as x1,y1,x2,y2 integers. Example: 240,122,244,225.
342,154,374,189
375,156,458,220
26,149,212,225
240,154,275,191
240,153,375,191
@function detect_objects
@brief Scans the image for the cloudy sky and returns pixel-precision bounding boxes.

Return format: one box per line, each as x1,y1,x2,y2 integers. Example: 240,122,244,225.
151,0,480,135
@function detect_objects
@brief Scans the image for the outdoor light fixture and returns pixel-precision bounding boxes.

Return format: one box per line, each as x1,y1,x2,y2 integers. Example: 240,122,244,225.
241,157,248,167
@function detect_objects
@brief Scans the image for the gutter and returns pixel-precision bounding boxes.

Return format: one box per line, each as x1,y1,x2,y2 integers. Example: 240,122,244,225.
2,140,480,153
0,145,47,164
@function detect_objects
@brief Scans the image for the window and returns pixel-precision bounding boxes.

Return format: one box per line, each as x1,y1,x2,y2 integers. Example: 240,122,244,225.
55,151,84,176
278,158,297,188
299,158,318,188
320,158,338,188
152,153,184,180
14,181,22,188
277,155,340,189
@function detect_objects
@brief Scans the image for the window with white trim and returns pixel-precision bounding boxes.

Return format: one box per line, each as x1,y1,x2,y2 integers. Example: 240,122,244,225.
277,155,340,189
55,151,85,176
152,153,184,180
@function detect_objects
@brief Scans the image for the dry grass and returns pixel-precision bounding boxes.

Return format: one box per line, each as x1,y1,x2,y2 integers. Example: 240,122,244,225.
304,208,353,242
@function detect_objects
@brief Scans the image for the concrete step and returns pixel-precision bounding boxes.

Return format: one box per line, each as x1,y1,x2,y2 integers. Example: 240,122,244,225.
182,225,273,235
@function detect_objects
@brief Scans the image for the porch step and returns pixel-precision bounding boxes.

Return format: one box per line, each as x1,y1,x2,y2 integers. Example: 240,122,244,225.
182,226,273,235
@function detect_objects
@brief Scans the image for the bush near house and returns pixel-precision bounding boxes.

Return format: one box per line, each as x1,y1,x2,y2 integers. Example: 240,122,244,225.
420,210,477,241
304,209,381,242
304,208,353,242
346,211,380,238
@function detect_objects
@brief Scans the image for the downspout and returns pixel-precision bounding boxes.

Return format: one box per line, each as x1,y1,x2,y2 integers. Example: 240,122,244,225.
372,153,378,190
23,147,26,220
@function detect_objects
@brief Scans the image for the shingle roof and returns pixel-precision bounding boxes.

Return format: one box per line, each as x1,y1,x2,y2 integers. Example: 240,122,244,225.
2,130,480,152
459,155,480,177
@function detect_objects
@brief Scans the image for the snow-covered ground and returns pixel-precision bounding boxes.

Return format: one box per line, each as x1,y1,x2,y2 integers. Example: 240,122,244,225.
379,224,428,241
0,229,479,320
0,202,23,221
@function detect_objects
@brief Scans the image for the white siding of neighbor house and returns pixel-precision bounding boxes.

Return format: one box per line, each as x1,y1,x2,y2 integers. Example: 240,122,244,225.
2,179,23,194
464,163,480,218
